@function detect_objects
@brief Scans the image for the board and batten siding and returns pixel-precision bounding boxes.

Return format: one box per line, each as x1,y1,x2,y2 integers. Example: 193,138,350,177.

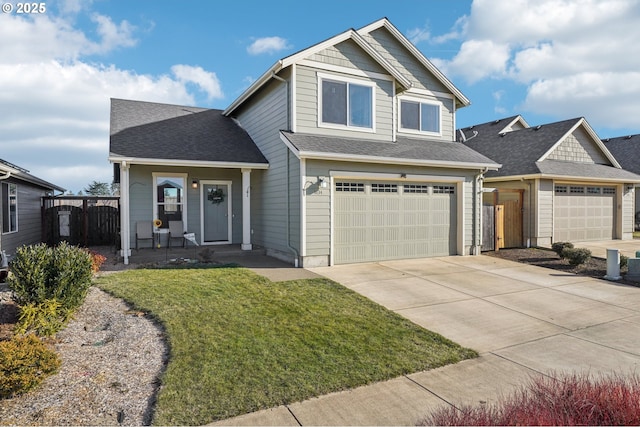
1,179,49,256
303,159,480,265
295,64,394,141
234,76,301,259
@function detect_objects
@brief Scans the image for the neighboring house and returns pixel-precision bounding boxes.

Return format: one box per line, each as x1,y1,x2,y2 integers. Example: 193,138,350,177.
603,135,640,230
459,116,640,247
110,18,500,266
0,159,65,258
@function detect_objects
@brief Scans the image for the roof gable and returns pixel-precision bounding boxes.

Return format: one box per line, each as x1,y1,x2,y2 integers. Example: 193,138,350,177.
543,120,613,166
224,18,469,116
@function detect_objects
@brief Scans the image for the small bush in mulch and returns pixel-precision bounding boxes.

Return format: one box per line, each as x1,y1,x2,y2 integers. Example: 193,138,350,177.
551,241,574,258
0,334,61,399
420,372,640,426
562,247,592,266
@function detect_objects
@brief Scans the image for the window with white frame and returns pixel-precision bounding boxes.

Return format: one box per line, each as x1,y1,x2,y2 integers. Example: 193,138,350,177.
1,182,17,234
399,98,441,134
319,74,374,130
154,175,185,228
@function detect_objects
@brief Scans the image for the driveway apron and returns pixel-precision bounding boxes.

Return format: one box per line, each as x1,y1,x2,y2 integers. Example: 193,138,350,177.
216,255,640,426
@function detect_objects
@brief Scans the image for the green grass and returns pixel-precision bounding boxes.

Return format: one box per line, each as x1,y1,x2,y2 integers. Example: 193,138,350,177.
634,231,640,239
96,268,476,425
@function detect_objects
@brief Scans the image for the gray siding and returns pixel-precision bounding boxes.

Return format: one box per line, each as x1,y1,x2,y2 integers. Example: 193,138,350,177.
547,128,610,164
235,77,301,258
308,39,387,74
537,179,554,246
127,165,244,248
303,159,480,264
1,178,48,256
361,28,449,94
295,64,394,141
622,184,634,238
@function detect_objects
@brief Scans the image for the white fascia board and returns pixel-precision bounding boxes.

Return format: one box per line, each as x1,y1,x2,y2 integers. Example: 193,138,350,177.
279,132,301,159
298,150,500,171
223,61,283,116
501,115,530,133
483,173,640,184
536,119,582,162
358,19,471,108
349,31,411,90
329,170,466,182
107,156,269,170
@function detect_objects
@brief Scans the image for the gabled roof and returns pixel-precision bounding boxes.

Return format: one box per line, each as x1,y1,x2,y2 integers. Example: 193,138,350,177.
0,159,65,192
603,134,640,175
280,131,500,170
460,117,640,182
109,99,268,168
223,18,469,116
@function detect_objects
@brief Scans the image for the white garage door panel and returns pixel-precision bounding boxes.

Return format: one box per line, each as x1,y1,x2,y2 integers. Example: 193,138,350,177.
554,185,615,242
334,181,456,264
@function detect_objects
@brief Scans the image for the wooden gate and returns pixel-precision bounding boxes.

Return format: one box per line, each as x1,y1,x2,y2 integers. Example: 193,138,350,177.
482,190,523,251
42,196,120,247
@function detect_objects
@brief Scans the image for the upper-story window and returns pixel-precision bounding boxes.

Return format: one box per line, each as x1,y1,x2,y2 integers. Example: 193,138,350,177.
318,73,375,131
399,97,441,135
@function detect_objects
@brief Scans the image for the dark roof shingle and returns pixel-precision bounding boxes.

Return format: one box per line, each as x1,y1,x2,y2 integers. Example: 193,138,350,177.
109,99,268,165
603,135,640,175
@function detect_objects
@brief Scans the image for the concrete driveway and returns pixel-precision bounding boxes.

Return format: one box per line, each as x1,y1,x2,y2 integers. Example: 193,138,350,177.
215,255,640,426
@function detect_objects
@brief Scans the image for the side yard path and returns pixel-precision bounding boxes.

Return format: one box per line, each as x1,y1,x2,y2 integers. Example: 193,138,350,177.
0,287,167,426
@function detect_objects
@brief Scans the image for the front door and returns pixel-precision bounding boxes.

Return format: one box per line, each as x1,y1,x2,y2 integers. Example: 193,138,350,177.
201,181,232,244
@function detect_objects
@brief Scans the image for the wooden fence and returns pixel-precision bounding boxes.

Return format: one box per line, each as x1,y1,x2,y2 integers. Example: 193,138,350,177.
42,196,120,247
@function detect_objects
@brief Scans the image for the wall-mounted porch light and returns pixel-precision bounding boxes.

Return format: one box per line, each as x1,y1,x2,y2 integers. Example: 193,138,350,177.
191,179,198,189
319,177,328,188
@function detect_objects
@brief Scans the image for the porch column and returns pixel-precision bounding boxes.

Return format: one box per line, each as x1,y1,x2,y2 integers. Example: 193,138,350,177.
241,168,252,250
120,161,131,264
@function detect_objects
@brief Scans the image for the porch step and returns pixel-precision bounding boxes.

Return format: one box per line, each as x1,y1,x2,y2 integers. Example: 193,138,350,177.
211,247,267,257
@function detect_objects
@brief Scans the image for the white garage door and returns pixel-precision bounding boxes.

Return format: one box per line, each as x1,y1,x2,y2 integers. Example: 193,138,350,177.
334,181,457,264
554,185,616,242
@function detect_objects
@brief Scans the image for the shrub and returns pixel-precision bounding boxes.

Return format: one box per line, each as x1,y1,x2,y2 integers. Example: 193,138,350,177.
621,254,629,270
562,247,592,266
552,242,574,258
0,334,61,399
8,242,93,336
420,372,640,426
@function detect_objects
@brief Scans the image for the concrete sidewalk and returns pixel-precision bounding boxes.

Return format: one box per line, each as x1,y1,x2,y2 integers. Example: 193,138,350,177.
213,255,640,426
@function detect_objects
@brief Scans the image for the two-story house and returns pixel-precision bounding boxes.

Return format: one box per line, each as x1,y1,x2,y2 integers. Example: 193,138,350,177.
110,18,499,266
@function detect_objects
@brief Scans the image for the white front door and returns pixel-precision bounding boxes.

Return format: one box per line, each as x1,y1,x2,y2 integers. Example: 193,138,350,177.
201,181,232,244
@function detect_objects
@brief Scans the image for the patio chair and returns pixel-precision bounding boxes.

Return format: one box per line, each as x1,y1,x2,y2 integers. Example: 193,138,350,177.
135,221,154,250
168,220,185,248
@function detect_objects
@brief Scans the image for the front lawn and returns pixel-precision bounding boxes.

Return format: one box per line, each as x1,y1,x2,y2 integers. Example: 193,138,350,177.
96,268,476,425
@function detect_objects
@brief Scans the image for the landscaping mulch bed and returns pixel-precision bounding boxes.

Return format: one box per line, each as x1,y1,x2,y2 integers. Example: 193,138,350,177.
486,247,639,287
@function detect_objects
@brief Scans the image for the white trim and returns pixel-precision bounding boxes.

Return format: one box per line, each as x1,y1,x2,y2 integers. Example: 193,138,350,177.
297,59,394,82
241,169,252,250
317,72,377,133
392,83,397,142
329,170,465,182
280,132,301,158
300,150,500,170
356,18,470,108
120,162,131,263
152,172,189,234
329,174,335,266
291,63,297,133
404,87,455,101
200,180,233,245
500,115,530,133
300,159,307,257
397,95,443,137
457,181,465,256
108,156,269,170
1,182,18,235
484,174,640,184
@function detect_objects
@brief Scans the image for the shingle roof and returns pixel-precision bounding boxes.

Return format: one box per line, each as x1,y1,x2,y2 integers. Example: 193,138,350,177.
0,159,65,192
537,160,640,181
603,135,640,175
280,131,500,168
460,117,581,177
109,99,268,165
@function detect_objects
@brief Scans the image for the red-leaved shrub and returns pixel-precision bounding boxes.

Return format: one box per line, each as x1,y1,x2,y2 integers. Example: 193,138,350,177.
420,372,640,426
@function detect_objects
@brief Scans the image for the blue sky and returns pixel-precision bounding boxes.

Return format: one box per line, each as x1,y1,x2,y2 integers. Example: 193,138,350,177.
1,0,639,193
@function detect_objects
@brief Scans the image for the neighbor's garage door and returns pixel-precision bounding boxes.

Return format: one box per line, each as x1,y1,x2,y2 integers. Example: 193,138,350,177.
554,185,616,242
334,181,456,264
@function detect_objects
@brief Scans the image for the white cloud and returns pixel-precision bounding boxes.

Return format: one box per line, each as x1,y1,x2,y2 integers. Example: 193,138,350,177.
430,0,640,131
0,10,224,192
247,36,291,55
407,26,431,45
171,65,224,101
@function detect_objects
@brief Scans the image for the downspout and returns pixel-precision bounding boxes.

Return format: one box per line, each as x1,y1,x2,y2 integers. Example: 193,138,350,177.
272,71,299,266
474,168,489,255
523,178,533,248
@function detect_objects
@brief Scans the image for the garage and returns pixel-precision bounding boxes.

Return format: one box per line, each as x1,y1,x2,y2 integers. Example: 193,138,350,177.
333,180,457,264
553,184,616,242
